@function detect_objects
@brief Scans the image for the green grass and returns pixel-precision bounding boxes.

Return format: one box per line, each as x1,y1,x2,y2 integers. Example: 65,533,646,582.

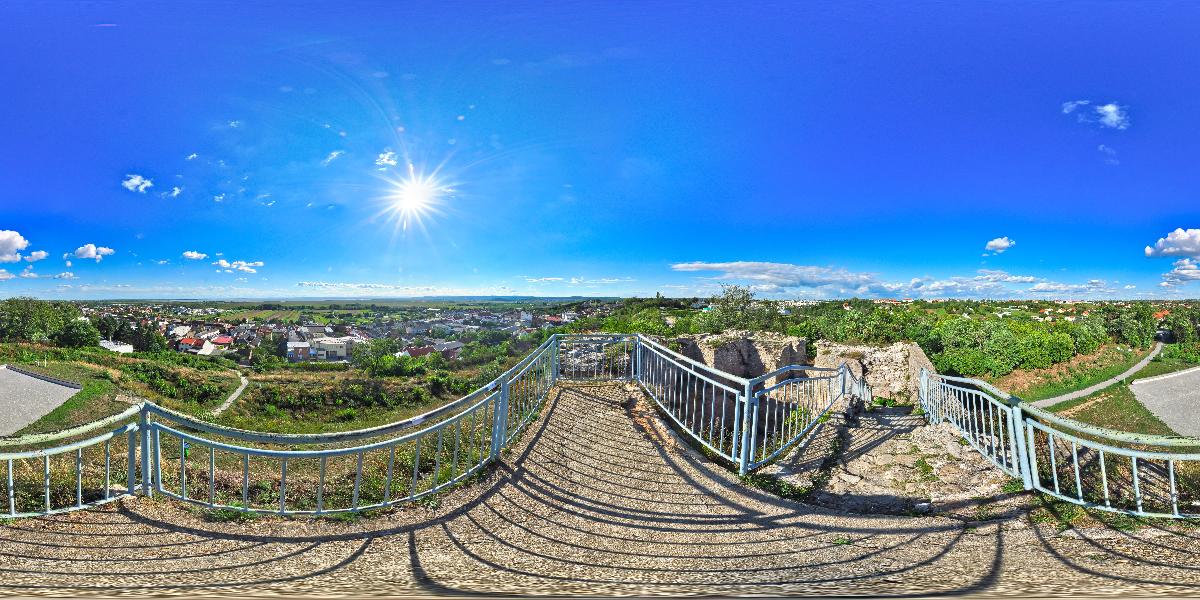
1047,382,1176,436
1130,349,1200,382
1006,345,1147,401
915,457,939,482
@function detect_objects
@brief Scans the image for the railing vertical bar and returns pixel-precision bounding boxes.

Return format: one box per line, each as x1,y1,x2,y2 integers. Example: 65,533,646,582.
103,439,111,500
208,445,216,506
1169,459,1180,517
383,445,396,504
410,437,423,500
75,448,83,508
316,456,326,514
1071,442,1083,502
241,453,249,509
433,427,445,492
279,458,287,514
1132,455,1144,515
127,428,136,497
1048,432,1060,495
352,452,364,510
6,459,14,516
1099,450,1110,507
179,438,187,500
43,455,50,513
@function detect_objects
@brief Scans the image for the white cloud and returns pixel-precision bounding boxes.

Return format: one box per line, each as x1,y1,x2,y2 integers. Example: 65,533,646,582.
1095,103,1130,130
1124,284,1137,290
1027,279,1115,295
1161,258,1200,288
121,174,153,193
228,120,242,128
182,250,208,260
0,269,12,281
1097,144,1120,165
156,259,170,265
1145,228,1200,258
73,243,115,262
213,258,264,273
186,153,198,160
24,250,48,263
1061,100,1091,114
322,150,344,166
0,230,31,262
375,150,398,168
524,277,564,283
16,265,75,280
1062,99,1130,130
213,193,225,202
163,186,182,198
984,236,1016,254
64,260,72,268
672,261,880,291
671,261,1125,299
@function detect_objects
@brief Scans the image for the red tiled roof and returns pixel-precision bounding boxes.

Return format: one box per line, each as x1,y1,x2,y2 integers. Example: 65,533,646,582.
212,336,234,345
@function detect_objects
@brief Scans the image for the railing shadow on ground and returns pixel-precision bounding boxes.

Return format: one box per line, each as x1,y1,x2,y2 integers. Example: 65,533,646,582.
5,384,1200,595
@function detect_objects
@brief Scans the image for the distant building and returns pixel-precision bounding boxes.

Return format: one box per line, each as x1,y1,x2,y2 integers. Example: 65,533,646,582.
286,341,311,362
99,340,134,354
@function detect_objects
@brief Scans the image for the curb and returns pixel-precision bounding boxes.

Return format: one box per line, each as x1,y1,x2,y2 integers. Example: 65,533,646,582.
1131,365,1200,386
1,364,84,390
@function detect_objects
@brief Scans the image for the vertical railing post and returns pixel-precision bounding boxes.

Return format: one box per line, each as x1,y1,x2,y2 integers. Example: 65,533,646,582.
491,378,510,460
1012,402,1034,490
634,336,642,383
840,365,847,400
738,380,756,475
918,368,930,421
551,335,560,382
139,404,152,496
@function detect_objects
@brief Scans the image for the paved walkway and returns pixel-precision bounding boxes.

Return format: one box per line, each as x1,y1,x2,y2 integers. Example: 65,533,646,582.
1030,342,1162,408
5,383,1200,596
0,365,80,436
1132,366,1200,436
211,371,249,416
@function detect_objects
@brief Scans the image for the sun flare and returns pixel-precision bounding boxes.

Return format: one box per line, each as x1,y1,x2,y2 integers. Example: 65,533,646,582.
384,163,451,232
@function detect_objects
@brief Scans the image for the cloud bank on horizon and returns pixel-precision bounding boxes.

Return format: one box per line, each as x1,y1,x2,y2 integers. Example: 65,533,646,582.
1,2,1199,300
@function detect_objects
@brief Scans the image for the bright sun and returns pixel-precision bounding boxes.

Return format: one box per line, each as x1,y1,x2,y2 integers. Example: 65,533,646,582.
385,163,451,232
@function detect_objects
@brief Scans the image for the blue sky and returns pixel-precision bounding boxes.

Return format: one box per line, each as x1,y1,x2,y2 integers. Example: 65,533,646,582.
2,1,1200,300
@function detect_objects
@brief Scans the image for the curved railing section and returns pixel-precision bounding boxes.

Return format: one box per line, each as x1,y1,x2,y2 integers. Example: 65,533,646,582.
0,333,869,518
0,405,142,517
920,367,1200,519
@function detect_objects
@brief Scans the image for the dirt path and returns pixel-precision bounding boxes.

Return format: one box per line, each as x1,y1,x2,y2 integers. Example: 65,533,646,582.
210,371,249,416
1030,342,1163,409
5,383,1200,596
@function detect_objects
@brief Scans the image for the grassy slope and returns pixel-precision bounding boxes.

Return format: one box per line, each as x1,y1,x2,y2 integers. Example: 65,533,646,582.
1047,382,1176,436
989,345,1148,401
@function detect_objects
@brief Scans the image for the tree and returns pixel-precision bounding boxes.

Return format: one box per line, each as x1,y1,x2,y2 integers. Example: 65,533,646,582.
696,285,778,333
55,319,100,348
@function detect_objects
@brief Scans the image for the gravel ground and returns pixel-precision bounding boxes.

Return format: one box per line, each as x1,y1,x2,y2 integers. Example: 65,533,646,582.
1132,367,1200,436
0,365,80,436
6,383,1200,597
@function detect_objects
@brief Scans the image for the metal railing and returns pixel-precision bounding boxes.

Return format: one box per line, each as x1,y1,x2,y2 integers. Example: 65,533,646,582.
918,371,1023,478
0,405,142,517
919,367,1200,519
0,333,869,518
636,335,748,465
